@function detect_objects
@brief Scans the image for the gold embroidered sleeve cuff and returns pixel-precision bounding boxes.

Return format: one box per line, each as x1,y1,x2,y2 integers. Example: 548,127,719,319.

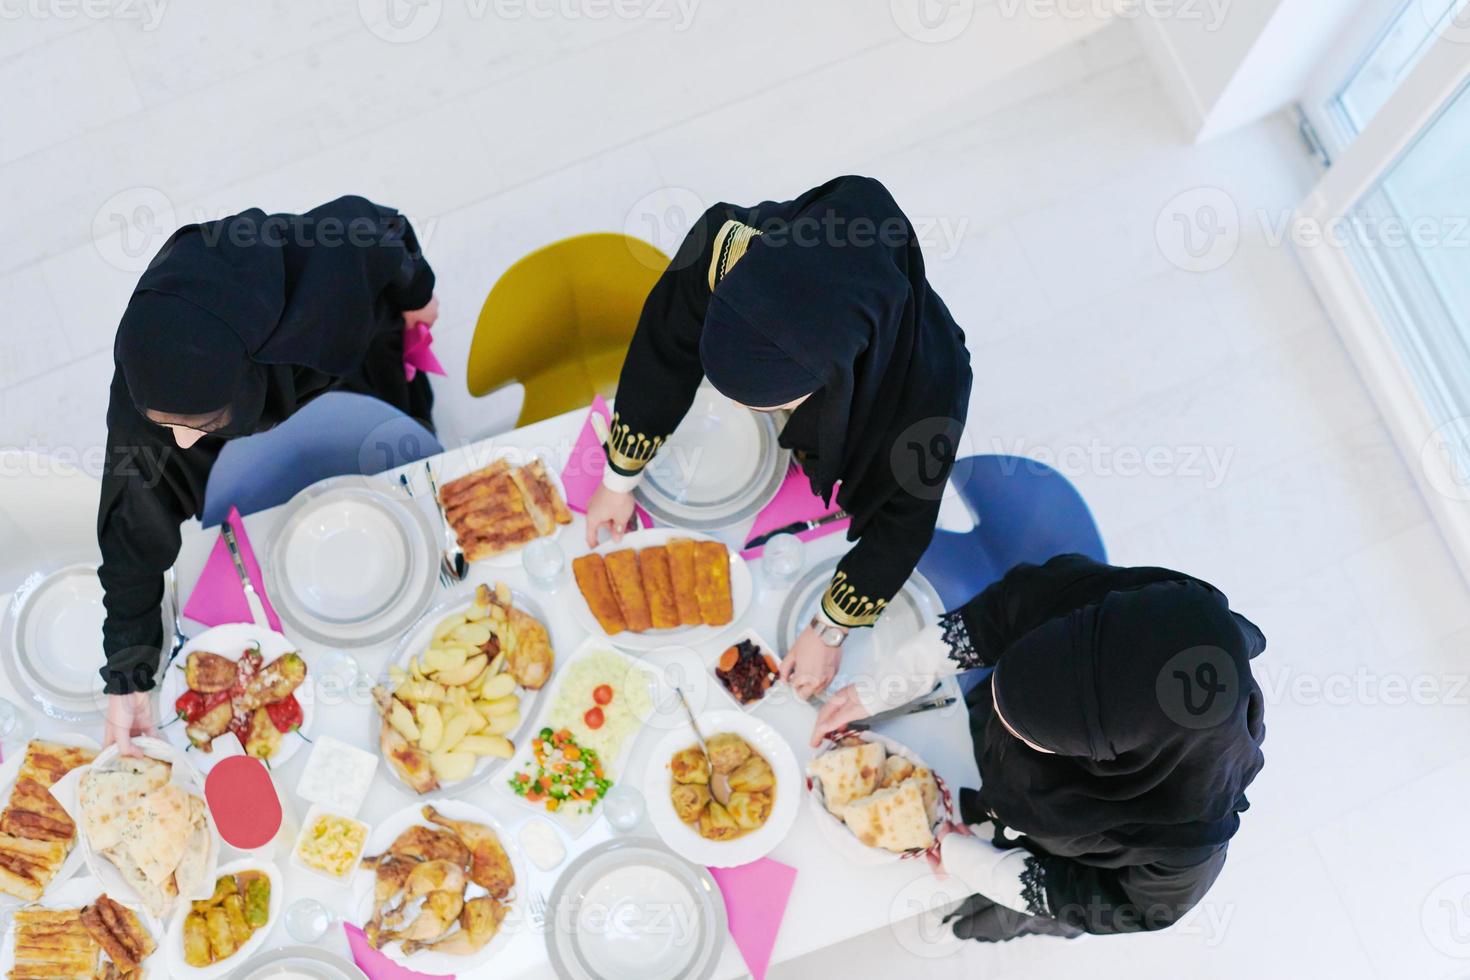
820,571,887,629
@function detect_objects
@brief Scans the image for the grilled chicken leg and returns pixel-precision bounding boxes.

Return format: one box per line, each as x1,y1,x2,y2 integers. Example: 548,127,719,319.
377,890,464,946
422,805,515,898
402,896,507,956
373,686,439,795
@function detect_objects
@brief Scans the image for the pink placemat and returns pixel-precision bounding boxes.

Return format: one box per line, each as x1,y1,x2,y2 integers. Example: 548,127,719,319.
740,470,848,560
181,506,283,631
561,395,654,530
345,924,451,980
709,858,797,980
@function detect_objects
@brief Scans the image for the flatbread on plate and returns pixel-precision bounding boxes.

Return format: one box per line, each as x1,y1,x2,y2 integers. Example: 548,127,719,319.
810,742,886,816
119,783,192,885
77,759,169,851
840,778,935,853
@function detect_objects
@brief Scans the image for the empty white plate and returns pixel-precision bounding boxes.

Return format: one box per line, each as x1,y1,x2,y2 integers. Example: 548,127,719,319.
635,386,789,531
1,563,111,720
546,838,726,980
283,497,408,623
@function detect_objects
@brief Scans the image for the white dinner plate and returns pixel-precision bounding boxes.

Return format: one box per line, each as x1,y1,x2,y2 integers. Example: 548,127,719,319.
375,586,553,798
229,945,368,979
643,709,801,868
266,476,438,649
0,876,159,975
0,562,125,722
350,800,525,976
164,858,284,980
544,837,727,980
157,623,315,773
633,386,790,531
776,557,945,702
567,528,752,652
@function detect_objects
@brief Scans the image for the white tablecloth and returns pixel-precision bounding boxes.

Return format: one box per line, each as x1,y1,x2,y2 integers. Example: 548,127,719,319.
18,405,981,979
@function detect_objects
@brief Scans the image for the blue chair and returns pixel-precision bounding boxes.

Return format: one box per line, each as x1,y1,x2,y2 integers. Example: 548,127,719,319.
918,455,1105,692
201,392,443,526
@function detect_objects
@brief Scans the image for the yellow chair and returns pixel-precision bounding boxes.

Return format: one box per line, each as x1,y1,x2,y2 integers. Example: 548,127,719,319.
467,233,669,427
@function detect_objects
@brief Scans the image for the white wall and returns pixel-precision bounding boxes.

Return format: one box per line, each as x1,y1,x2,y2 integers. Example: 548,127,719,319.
1134,0,1367,140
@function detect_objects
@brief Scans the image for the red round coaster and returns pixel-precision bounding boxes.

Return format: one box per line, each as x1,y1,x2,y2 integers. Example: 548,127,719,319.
205,756,283,850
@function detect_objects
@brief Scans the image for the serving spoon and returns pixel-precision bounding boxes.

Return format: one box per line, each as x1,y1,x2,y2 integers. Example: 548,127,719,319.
674,687,732,805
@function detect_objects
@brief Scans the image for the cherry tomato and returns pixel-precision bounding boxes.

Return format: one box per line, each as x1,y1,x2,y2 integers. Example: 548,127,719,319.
584,706,605,730
593,684,614,706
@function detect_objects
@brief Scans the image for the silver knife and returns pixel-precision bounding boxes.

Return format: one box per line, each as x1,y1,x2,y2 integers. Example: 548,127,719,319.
845,695,957,733
221,523,270,629
745,510,849,551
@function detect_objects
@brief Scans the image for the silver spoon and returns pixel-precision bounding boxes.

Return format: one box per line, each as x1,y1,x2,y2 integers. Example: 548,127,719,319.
674,687,731,806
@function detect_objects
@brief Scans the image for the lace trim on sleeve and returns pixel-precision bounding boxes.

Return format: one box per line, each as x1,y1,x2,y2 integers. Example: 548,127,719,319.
939,611,985,669
1019,856,1051,918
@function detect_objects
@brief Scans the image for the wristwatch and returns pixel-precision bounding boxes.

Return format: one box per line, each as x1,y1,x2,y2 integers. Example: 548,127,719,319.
809,616,848,647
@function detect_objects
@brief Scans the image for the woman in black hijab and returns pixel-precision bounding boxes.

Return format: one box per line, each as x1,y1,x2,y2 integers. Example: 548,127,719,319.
585,176,972,698
812,554,1267,942
99,196,438,753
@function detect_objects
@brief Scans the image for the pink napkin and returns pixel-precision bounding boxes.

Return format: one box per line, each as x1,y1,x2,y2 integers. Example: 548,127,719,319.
740,469,849,559
345,924,451,980
402,321,446,382
181,507,282,631
709,859,798,980
561,395,654,529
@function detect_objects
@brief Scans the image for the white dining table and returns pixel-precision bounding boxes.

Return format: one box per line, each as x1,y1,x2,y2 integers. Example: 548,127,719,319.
12,404,982,979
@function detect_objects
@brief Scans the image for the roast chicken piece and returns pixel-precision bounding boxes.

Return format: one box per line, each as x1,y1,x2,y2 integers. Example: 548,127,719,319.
400,860,467,906
377,890,464,947
364,825,470,868
423,805,515,898
402,896,507,956
373,687,439,795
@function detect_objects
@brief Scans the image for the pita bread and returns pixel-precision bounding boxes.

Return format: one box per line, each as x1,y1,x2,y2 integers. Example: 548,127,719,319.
841,779,935,853
173,821,211,900
119,784,192,885
908,767,940,822
103,845,176,920
809,742,886,816
880,755,915,789
78,760,170,851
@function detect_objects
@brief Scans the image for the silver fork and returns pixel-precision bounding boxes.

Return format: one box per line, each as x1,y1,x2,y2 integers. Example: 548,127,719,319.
163,567,190,669
423,462,467,587
529,890,548,930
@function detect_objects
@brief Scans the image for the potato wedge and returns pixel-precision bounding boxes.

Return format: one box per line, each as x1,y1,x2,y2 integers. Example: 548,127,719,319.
458,735,514,758
423,646,470,675
388,698,420,741
435,653,488,687
417,703,444,752
450,622,492,648
428,750,477,781
483,710,520,735
397,680,447,703
481,673,517,700
439,710,474,754
478,694,520,717
432,613,468,641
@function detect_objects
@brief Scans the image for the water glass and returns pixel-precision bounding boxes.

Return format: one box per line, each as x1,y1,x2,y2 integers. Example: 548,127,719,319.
316,649,364,704
762,532,806,589
0,699,35,759
284,897,338,943
523,537,566,591
603,784,646,833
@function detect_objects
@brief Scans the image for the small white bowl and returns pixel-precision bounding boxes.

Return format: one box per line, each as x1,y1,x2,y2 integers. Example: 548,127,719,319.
707,628,783,713
289,803,370,885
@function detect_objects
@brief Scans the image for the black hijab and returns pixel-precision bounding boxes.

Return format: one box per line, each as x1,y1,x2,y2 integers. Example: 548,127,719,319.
114,196,426,437
975,578,1267,860
698,177,970,531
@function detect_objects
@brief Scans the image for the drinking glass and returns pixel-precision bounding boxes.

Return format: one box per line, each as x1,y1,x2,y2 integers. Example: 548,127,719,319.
603,784,646,833
762,532,805,589
0,699,35,760
523,538,566,591
284,897,339,943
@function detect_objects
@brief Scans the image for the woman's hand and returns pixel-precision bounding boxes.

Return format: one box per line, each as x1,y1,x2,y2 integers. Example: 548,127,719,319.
403,294,440,329
584,483,636,548
103,692,158,757
809,683,869,746
779,625,843,703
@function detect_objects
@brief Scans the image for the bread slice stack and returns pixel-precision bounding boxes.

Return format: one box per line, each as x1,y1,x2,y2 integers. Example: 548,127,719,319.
573,538,732,634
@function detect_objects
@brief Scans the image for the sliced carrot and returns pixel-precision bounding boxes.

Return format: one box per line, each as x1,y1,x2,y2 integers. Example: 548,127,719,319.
718,646,739,671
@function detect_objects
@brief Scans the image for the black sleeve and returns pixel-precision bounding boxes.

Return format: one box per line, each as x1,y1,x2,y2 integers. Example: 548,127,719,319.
604,203,745,478
820,487,942,629
378,207,436,312
96,371,219,695
1023,846,1227,935
954,554,1205,666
